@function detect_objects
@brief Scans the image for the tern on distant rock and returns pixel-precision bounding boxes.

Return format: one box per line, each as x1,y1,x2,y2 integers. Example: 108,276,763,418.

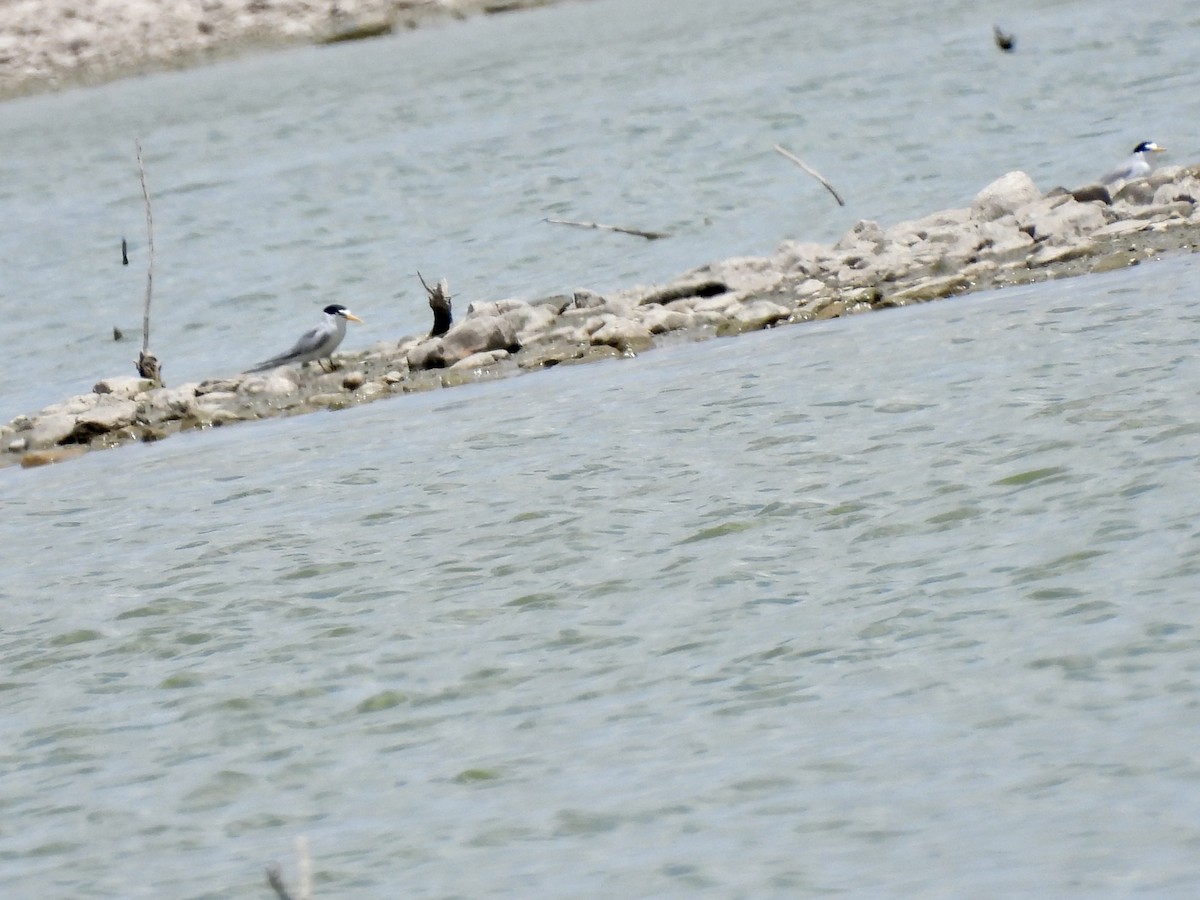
1101,141,1166,185
246,304,363,373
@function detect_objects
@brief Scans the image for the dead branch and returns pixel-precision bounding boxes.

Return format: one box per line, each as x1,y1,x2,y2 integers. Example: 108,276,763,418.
418,271,453,337
773,144,846,207
544,217,669,241
137,350,161,383
134,139,162,383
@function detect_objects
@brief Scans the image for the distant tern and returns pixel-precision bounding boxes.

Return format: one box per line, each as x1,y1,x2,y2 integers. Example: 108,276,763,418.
1101,141,1166,185
246,303,363,373
993,24,1015,52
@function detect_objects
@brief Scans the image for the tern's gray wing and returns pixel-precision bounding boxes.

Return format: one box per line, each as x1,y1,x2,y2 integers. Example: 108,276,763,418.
246,323,329,373
1100,161,1133,185
1101,154,1149,186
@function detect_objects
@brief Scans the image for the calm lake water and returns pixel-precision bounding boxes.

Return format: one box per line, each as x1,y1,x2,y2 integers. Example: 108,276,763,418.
3,0,1200,896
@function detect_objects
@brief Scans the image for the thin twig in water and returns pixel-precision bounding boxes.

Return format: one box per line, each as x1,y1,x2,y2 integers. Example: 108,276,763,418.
773,144,846,207
133,139,162,382
135,140,154,354
544,217,669,241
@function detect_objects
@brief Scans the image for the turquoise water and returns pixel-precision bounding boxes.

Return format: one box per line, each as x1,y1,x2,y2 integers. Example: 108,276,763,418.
3,0,1200,896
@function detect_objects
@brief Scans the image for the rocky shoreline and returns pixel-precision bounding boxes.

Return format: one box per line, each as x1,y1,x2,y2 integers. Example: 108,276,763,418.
5,164,1200,469
0,0,567,101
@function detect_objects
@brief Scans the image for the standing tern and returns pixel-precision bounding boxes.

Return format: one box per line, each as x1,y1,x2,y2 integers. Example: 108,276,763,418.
1101,141,1166,185
246,303,363,373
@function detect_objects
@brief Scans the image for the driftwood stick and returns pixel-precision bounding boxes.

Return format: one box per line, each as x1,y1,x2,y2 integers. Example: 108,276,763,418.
773,144,846,207
418,270,453,337
544,217,669,241
133,139,162,383
135,139,154,354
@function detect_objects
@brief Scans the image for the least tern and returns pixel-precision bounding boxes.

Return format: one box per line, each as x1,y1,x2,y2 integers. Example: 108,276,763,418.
246,303,363,373
1101,141,1166,185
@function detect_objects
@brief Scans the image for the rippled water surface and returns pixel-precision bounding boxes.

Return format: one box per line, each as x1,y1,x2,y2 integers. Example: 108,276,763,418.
4,0,1200,896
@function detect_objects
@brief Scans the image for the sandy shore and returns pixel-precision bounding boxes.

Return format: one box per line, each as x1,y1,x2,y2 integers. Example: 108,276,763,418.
0,0,565,100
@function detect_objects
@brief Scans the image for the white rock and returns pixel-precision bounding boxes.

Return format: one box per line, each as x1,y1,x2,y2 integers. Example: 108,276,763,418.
772,241,828,274
692,294,737,314
540,324,590,344
1123,201,1193,222
139,384,200,423
194,390,238,406
75,399,139,433
728,299,790,328
975,221,1035,262
590,317,654,349
637,306,693,334
514,304,561,343
466,297,534,317
26,414,78,450
792,278,826,297
972,171,1042,222
1113,181,1155,205
1027,241,1096,268
238,370,300,397
406,337,445,370
450,349,511,370
1017,200,1106,245
1146,166,1183,188
886,208,972,246
834,219,886,253
1092,219,1152,238
93,376,154,398
355,381,387,398
1153,179,1200,207
569,290,605,309
441,315,518,364
209,408,247,425
40,393,99,417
